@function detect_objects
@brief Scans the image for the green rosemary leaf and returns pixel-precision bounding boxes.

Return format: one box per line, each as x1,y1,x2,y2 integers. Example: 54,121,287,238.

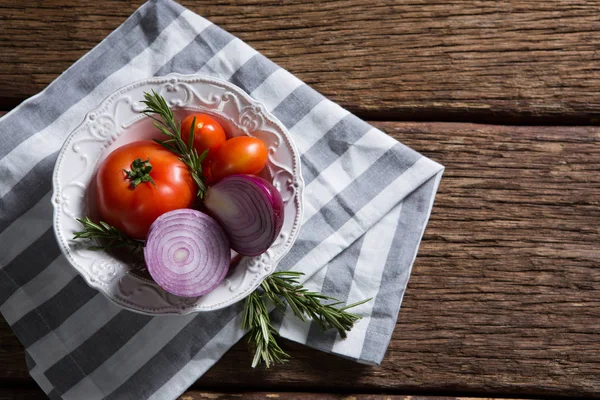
141,91,207,198
243,271,370,368
73,218,144,253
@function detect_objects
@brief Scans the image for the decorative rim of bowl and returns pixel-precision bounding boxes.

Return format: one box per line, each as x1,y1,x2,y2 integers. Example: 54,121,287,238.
51,73,304,315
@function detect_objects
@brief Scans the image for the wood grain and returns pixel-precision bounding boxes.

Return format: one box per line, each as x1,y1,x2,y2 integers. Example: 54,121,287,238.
0,389,524,400
177,394,525,400
2,1,600,123
1,121,598,397
0,388,47,400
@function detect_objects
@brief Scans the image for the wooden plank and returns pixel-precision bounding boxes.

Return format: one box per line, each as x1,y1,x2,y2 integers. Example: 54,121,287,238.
1,121,598,397
0,388,527,400
0,318,31,381
0,388,47,400
177,394,526,400
1,1,600,122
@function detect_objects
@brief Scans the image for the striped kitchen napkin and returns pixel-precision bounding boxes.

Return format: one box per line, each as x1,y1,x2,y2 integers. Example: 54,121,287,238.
0,0,444,399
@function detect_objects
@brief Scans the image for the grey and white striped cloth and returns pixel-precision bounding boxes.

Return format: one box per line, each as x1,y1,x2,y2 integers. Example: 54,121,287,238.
0,1,444,399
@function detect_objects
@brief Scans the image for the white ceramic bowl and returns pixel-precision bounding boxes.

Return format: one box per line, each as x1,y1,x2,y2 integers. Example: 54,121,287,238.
52,74,304,315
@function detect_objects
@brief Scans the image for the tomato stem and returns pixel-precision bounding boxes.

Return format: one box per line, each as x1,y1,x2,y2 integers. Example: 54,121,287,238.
123,158,156,189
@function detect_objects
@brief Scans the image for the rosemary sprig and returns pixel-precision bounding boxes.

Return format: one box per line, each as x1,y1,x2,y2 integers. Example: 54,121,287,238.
73,217,144,252
140,90,208,198
260,271,371,339
242,291,290,368
243,271,371,368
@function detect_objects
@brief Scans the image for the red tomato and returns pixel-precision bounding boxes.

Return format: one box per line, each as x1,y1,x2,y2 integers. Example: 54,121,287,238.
210,136,268,181
96,140,196,239
202,155,216,186
180,113,226,156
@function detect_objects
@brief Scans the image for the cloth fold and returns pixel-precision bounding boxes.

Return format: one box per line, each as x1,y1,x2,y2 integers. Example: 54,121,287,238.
0,1,444,399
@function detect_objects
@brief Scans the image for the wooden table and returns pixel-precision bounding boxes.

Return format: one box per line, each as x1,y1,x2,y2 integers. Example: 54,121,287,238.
1,1,599,399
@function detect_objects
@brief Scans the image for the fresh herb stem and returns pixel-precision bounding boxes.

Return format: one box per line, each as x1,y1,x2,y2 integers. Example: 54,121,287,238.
140,90,208,198
242,291,290,368
73,217,144,252
243,271,371,368
261,271,371,339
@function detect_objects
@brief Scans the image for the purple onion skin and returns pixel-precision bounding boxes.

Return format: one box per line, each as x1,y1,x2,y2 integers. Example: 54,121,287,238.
204,174,285,256
244,175,284,235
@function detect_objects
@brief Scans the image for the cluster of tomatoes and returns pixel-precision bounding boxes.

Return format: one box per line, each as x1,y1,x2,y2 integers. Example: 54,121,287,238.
96,113,268,240
180,113,268,184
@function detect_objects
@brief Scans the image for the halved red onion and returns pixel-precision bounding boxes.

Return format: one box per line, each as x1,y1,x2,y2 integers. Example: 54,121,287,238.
144,209,230,297
204,174,284,256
